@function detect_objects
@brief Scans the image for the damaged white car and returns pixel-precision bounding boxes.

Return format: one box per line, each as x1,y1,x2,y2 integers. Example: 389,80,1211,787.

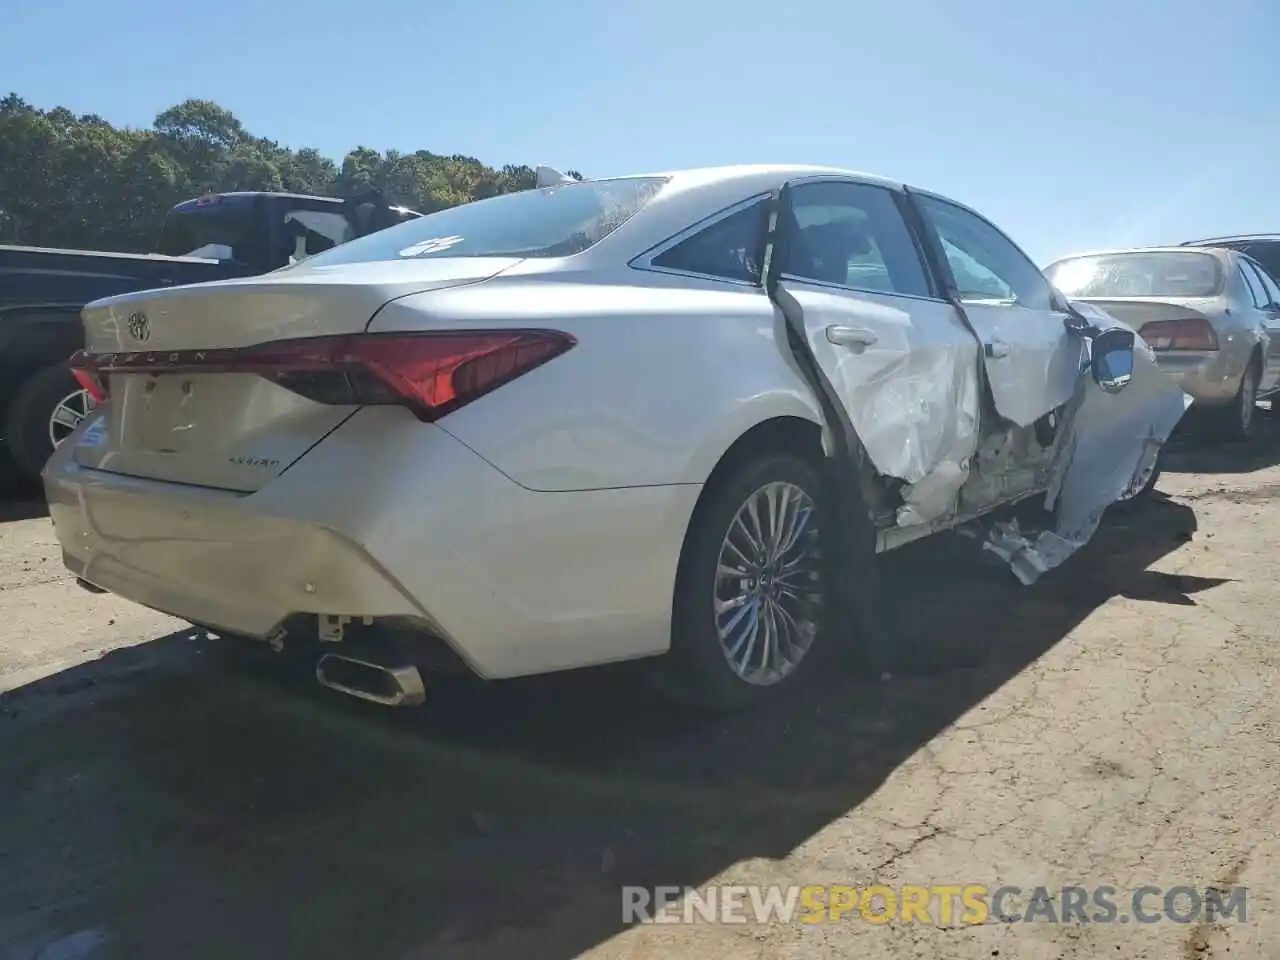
46,165,1189,710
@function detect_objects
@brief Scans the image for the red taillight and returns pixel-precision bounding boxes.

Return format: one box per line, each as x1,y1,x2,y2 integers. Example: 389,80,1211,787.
1138,318,1219,351
69,330,576,421
69,356,108,402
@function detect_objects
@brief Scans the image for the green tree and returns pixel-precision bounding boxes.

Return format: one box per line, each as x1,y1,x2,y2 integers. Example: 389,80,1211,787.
0,93,577,252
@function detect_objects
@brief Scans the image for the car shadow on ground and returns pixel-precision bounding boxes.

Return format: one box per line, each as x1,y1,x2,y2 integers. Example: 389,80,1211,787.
1161,403,1280,476
0,464,45,522
0,498,1201,960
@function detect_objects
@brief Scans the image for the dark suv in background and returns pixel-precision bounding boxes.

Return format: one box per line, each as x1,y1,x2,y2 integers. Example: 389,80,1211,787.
0,190,418,481
1183,234,1280,283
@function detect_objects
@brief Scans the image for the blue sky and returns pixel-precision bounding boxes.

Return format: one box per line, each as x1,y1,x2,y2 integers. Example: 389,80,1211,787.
6,0,1276,264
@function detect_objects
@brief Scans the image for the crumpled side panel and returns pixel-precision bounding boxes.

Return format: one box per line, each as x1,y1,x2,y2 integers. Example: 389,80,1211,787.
790,287,982,526
983,305,1190,584
840,335,981,526
897,460,971,527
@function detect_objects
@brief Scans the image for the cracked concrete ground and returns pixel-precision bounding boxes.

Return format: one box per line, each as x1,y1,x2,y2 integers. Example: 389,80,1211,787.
1,419,1278,960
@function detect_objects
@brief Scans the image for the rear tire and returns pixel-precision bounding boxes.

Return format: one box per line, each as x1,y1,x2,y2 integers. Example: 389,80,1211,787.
4,362,92,481
1209,358,1260,442
650,452,836,711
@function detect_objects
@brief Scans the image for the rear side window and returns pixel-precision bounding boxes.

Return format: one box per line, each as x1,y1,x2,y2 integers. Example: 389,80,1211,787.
1240,262,1267,307
290,177,668,267
650,199,769,283
783,181,932,298
1250,259,1280,307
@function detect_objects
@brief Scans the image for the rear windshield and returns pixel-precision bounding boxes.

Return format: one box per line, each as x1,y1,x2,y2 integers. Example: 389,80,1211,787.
288,177,668,268
1046,251,1223,298
157,204,257,261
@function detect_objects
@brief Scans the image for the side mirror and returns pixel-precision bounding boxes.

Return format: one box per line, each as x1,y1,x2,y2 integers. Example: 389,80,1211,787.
1063,311,1099,339
1090,327,1135,393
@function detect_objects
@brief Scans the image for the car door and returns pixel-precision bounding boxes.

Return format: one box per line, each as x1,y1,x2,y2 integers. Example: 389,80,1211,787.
908,191,1082,428
1240,257,1280,392
771,177,983,503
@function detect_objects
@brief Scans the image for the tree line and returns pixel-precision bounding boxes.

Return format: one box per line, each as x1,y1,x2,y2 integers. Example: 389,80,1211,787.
0,94,581,252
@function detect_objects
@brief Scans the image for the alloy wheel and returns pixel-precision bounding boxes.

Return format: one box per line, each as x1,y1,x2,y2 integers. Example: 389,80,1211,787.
48,388,96,448
713,480,823,686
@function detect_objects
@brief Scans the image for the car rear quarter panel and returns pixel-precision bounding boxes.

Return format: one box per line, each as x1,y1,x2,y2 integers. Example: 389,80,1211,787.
1188,292,1266,403
1144,295,1256,403
366,271,826,492
47,411,698,676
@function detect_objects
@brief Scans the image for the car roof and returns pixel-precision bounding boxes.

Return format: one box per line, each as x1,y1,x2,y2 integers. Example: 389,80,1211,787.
169,191,347,213
1183,234,1280,246
627,163,906,191
572,164,922,264
214,190,339,202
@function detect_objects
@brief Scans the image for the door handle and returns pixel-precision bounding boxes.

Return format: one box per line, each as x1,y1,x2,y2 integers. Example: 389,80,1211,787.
826,325,878,349
985,340,1011,359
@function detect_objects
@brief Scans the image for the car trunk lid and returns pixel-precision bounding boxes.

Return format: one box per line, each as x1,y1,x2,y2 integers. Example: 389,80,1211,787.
1069,297,1221,351
72,257,521,491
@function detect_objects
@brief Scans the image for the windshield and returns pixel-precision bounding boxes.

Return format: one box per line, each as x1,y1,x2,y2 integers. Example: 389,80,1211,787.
289,177,668,268
1046,251,1224,298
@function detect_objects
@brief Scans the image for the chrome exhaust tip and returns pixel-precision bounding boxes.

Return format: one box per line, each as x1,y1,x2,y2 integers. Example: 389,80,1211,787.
315,653,426,707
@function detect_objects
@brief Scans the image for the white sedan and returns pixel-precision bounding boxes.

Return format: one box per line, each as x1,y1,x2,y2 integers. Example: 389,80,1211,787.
46,165,1187,710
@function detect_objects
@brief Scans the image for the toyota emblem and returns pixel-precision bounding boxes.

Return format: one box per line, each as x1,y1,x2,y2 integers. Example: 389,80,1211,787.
127,311,150,342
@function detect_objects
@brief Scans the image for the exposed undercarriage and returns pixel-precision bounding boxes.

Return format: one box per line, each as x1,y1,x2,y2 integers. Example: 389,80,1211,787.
865,401,1066,536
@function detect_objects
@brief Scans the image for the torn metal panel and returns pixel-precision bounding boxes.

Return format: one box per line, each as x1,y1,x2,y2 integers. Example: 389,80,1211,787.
781,279,984,491
831,309,983,488
958,300,1086,428
954,418,1054,516
897,459,970,527
984,302,1191,584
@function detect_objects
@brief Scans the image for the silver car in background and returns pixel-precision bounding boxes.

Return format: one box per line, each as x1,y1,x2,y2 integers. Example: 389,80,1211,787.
1045,247,1280,439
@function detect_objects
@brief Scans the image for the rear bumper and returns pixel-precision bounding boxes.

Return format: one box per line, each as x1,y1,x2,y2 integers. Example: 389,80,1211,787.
51,478,423,639
1150,350,1241,405
45,407,701,679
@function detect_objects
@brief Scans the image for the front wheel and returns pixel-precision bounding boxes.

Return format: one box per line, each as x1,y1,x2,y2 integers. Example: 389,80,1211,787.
1110,451,1163,514
652,452,833,710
